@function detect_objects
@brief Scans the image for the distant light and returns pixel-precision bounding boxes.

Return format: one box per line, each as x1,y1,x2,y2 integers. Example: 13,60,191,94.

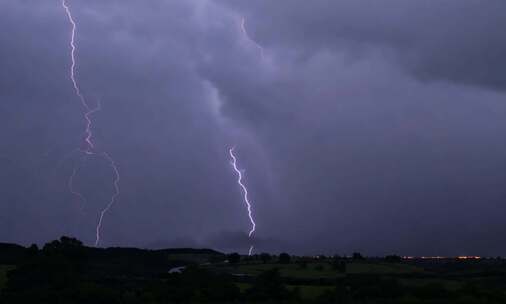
457,256,481,260
401,256,482,260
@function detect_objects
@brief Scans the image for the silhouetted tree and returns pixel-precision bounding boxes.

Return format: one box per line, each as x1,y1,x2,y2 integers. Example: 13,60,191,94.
259,253,271,264
297,260,308,269
385,255,401,262
163,266,240,302
331,255,346,272
279,253,291,264
246,269,296,301
352,252,364,260
42,236,83,253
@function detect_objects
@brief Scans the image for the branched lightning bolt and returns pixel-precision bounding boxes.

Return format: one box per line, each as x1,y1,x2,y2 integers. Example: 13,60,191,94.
229,147,256,255
83,99,101,153
95,152,120,247
62,0,120,247
68,157,87,212
240,17,265,60
234,17,264,256
61,0,90,113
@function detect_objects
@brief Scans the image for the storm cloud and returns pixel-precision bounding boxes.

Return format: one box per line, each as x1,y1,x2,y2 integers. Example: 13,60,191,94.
1,0,505,256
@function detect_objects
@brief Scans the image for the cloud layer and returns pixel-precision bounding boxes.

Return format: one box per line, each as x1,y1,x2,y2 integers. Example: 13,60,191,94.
1,0,505,256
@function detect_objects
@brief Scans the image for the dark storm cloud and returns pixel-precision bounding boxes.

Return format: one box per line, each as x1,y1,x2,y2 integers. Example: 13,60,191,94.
1,0,506,256
218,0,506,91
200,0,506,255
0,0,247,246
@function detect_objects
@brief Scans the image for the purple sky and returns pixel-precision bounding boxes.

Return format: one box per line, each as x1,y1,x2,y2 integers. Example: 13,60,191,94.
1,0,506,256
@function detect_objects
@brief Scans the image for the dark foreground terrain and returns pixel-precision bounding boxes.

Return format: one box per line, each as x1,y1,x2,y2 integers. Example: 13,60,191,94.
1,237,506,303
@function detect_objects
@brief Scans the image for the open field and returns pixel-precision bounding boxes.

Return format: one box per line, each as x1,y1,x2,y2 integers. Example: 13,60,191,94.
2,239,506,302
346,261,424,274
215,260,424,279
237,283,334,300
0,265,15,292
287,285,335,300
212,259,506,301
231,262,342,279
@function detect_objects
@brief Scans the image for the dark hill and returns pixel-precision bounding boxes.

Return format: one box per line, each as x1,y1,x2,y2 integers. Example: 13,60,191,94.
0,243,30,264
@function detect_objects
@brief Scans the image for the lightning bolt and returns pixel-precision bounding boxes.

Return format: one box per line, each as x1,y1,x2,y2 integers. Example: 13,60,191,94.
95,152,120,247
229,147,256,255
68,155,87,213
61,0,120,247
61,0,90,114
83,99,101,153
240,17,265,60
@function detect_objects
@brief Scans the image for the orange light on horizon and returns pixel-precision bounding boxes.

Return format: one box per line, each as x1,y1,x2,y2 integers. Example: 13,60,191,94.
457,256,481,260
402,256,482,260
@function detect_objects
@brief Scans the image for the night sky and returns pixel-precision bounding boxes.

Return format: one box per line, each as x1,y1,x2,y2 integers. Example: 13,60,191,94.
1,0,506,256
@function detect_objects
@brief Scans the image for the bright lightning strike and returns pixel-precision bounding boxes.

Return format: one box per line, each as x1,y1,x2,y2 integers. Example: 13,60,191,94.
62,0,120,247
62,0,98,154
95,152,120,247
240,17,265,60
83,100,101,153
61,0,90,113
229,147,257,255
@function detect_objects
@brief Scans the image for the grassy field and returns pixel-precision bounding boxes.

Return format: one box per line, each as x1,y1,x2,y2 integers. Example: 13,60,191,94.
225,260,506,301
236,282,335,300
399,278,463,291
0,265,15,292
225,261,423,279
235,282,251,292
346,262,424,274
232,262,342,279
288,285,335,299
